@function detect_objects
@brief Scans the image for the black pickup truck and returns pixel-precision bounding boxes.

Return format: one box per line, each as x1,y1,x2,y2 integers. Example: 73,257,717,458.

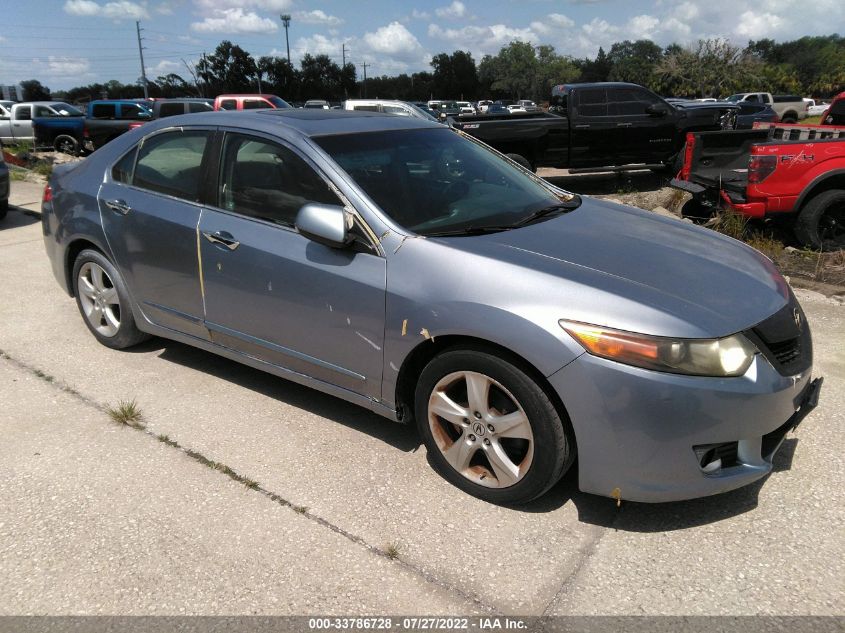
450,82,738,171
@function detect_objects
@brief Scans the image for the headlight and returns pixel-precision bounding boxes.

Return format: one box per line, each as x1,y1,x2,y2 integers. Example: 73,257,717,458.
559,320,758,377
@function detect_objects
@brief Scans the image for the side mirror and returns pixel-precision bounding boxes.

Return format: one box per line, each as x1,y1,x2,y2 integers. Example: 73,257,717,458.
646,103,669,117
295,203,351,248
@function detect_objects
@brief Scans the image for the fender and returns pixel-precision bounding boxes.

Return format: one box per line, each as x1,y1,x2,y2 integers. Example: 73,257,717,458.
794,167,845,211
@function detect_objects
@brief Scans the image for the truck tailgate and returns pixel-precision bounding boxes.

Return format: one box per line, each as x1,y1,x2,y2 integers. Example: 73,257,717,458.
684,129,768,190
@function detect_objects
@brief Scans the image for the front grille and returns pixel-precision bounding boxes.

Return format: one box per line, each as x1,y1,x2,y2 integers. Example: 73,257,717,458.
745,295,812,377
694,442,739,472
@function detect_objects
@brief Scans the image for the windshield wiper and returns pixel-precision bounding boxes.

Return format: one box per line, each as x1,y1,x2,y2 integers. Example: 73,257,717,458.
513,197,582,227
424,225,516,237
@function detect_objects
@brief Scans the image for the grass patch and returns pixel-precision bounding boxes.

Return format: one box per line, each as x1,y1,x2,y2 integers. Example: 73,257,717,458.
157,434,180,448
32,162,53,178
243,478,260,490
707,210,749,240
385,542,401,560
803,115,823,125
10,170,27,181
293,505,309,514
745,232,784,261
106,399,144,428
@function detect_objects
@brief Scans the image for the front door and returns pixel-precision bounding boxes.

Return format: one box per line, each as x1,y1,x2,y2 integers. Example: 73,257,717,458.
98,127,212,339
198,131,387,398
607,87,676,164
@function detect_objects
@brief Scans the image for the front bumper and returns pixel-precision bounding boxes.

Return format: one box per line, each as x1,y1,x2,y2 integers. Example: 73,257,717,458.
549,352,821,503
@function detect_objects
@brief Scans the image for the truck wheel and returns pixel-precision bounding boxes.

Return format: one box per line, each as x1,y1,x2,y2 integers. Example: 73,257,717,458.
795,189,845,251
505,153,534,172
680,198,714,223
54,135,80,156
781,114,797,124
0,198,8,220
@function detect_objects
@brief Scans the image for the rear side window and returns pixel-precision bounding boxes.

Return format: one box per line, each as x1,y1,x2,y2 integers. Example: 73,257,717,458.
352,105,379,112
219,99,237,110
112,148,138,184
577,89,607,117
91,104,116,119
120,103,151,120
189,102,213,113
383,105,410,116
158,102,184,118
242,99,267,110
218,133,342,226
132,130,209,201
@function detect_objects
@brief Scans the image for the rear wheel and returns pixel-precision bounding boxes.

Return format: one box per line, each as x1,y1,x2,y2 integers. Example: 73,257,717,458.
53,134,80,156
0,199,7,220
794,189,845,251
72,249,150,349
415,348,574,504
681,198,715,223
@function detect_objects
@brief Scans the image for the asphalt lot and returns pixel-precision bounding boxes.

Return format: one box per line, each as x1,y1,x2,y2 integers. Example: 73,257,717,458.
0,177,843,616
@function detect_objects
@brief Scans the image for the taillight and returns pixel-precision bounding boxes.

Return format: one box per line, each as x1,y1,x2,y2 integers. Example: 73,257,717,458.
128,122,143,130
748,154,777,184
83,124,89,138
679,131,696,179
43,184,53,203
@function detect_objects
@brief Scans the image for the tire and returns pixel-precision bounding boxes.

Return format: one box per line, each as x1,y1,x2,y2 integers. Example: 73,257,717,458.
0,198,8,220
53,134,80,156
415,347,575,504
794,189,845,251
505,153,534,172
72,249,150,349
781,114,797,124
680,198,714,223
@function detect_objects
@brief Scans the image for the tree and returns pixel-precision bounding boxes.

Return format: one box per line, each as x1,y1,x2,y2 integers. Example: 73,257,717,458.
479,41,537,100
576,47,611,83
155,73,190,98
655,39,763,97
607,40,664,90
197,41,258,94
534,45,578,101
20,79,51,101
431,50,479,100
258,56,300,99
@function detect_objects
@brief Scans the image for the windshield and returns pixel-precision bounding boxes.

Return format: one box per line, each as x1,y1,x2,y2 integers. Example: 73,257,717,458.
268,96,292,108
407,103,439,121
315,128,568,236
52,103,84,116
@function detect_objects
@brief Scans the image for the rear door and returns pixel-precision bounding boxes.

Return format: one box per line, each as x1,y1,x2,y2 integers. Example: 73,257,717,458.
197,130,387,397
98,127,214,339
570,87,615,167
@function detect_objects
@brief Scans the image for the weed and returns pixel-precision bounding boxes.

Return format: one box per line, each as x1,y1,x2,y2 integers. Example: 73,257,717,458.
707,210,749,240
293,505,309,514
745,232,784,262
10,171,26,181
32,162,53,178
157,434,180,448
385,542,401,560
33,369,55,383
243,478,260,490
106,399,144,428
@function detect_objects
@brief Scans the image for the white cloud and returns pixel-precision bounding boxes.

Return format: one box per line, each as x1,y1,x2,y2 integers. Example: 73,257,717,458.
194,0,291,11
150,60,184,75
293,9,343,27
548,13,575,29
411,9,430,20
47,56,91,76
191,8,278,33
363,22,424,56
735,10,785,38
64,0,149,20
435,1,466,19
291,33,344,59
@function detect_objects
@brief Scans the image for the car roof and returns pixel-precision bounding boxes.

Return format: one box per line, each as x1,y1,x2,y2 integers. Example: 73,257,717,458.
145,109,442,138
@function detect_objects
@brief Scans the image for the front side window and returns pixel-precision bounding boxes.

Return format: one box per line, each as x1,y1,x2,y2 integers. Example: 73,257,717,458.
158,102,184,118
243,99,267,110
120,103,152,120
14,106,32,121
132,130,209,201
218,133,341,226
608,88,662,116
315,128,565,236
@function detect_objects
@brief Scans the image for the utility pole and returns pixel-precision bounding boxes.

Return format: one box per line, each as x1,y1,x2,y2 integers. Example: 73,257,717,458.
361,61,369,98
136,20,149,99
342,43,347,67
280,14,291,65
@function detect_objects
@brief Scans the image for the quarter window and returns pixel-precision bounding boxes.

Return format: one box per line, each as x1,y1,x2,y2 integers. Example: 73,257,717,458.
112,148,138,184
132,130,209,201
218,133,342,226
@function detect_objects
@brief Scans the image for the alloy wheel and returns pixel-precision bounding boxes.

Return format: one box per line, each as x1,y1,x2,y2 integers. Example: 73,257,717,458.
77,262,121,337
427,370,534,488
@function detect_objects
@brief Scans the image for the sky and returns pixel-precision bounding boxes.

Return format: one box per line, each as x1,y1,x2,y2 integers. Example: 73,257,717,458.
1,0,843,91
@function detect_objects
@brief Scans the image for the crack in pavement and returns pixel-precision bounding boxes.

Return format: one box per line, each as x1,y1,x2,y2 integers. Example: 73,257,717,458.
0,348,500,615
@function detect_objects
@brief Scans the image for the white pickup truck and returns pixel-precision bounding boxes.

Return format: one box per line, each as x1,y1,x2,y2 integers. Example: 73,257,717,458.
724,92,808,123
0,101,82,144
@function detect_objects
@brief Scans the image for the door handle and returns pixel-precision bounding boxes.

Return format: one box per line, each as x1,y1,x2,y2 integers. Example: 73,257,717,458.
202,230,240,251
617,122,633,127
104,199,131,215
574,124,590,129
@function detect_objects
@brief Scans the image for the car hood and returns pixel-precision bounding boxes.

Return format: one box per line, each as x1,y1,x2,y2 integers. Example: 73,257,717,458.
432,198,789,339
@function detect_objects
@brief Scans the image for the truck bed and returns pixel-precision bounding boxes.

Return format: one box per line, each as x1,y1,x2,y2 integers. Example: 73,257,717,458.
681,129,768,192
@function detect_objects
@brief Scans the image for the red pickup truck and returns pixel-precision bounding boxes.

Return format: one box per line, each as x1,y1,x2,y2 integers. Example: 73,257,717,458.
671,122,845,250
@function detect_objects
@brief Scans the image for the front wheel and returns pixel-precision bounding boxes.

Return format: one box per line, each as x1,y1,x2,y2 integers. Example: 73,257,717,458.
415,348,574,504
72,249,150,349
794,189,845,251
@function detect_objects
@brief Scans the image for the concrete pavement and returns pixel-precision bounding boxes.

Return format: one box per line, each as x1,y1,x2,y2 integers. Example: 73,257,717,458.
0,176,843,615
